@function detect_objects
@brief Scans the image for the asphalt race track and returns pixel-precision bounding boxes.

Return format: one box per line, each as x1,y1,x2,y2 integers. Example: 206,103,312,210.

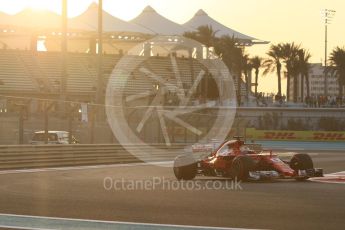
0,150,344,230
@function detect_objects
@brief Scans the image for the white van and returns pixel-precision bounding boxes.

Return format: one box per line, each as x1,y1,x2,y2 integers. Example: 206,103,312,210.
30,131,79,144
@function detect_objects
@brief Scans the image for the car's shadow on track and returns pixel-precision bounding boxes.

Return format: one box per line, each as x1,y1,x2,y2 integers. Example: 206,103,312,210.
190,177,280,183
178,176,313,184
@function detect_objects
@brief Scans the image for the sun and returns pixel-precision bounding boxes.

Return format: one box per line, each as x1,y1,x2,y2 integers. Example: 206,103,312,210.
27,0,56,11
24,0,94,17
103,0,145,21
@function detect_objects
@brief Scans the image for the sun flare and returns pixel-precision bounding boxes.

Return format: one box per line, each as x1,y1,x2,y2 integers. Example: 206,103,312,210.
20,0,89,17
27,0,57,11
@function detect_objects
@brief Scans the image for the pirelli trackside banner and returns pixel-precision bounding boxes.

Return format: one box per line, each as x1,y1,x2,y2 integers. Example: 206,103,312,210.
246,128,345,142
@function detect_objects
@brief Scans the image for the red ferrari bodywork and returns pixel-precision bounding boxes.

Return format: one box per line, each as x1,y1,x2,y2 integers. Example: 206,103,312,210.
198,139,312,179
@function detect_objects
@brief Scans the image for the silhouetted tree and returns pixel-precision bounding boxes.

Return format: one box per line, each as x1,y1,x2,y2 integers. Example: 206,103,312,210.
183,25,217,50
297,48,311,100
214,35,244,105
263,44,283,97
250,56,263,96
281,42,300,102
241,54,252,103
329,46,345,98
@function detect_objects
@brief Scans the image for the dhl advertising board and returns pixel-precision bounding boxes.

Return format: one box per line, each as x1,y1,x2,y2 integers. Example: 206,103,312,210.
246,128,345,142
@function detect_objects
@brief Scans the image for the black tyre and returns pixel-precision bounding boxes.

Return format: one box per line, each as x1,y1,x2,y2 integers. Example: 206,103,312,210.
289,153,314,181
289,153,313,170
173,154,197,180
230,155,255,181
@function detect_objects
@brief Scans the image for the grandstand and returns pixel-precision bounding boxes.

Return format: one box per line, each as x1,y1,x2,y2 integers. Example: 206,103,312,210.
0,50,234,95
0,49,250,110
0,3,258,104
0,3,259,145
0,50,117,95
0,48,237,144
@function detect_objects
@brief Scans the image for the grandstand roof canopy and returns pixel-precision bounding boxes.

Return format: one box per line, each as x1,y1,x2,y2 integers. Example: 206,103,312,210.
130,6,188,36
184,9,268,45
0,4,267,45
69,3,154,35
1,9,61,30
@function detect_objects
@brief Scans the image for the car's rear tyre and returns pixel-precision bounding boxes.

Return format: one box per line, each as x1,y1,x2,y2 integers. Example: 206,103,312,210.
230,155,255,181
289,153,314,181
173,154,197,180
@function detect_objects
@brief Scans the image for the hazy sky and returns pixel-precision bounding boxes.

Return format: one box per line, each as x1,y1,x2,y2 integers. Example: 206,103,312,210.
0,0,344,93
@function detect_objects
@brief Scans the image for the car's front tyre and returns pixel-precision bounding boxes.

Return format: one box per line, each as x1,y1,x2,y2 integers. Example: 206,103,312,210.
173,154,197,180
289,153,314,181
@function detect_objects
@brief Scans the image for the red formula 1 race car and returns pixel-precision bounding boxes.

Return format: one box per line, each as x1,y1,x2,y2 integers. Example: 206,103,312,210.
173,137,323,181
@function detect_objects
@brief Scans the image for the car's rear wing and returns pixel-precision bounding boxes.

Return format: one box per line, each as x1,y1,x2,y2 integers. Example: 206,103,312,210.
243,144,263,154
192,139,222,155
192,143,216,154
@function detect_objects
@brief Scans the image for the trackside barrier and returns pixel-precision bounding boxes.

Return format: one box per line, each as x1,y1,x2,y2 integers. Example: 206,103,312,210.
0,144,186,170
246,128,345,142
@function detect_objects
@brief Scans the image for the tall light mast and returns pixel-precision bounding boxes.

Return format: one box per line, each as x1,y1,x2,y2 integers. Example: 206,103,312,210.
61,0,68,108
96,0,103,104
321,9,336,96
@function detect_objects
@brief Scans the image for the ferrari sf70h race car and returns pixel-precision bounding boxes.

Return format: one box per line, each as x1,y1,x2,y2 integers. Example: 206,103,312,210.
173,137,323,181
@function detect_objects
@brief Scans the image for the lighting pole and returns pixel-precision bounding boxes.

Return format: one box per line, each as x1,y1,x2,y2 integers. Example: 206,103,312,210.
96,0,103,104
61,0,68,112
321,9,336,96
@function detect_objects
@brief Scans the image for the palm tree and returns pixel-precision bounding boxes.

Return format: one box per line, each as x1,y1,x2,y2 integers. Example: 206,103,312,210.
183,31,198,41
297,49,312,101
250,56,263,96
214,35,244,105
263,44,283,97
184,25,218,53
185,31,245,105
184,26,218,100
329,47,345,99
241,54,252,103
281,42,300,102
196,25,218,48
214,35,239,71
